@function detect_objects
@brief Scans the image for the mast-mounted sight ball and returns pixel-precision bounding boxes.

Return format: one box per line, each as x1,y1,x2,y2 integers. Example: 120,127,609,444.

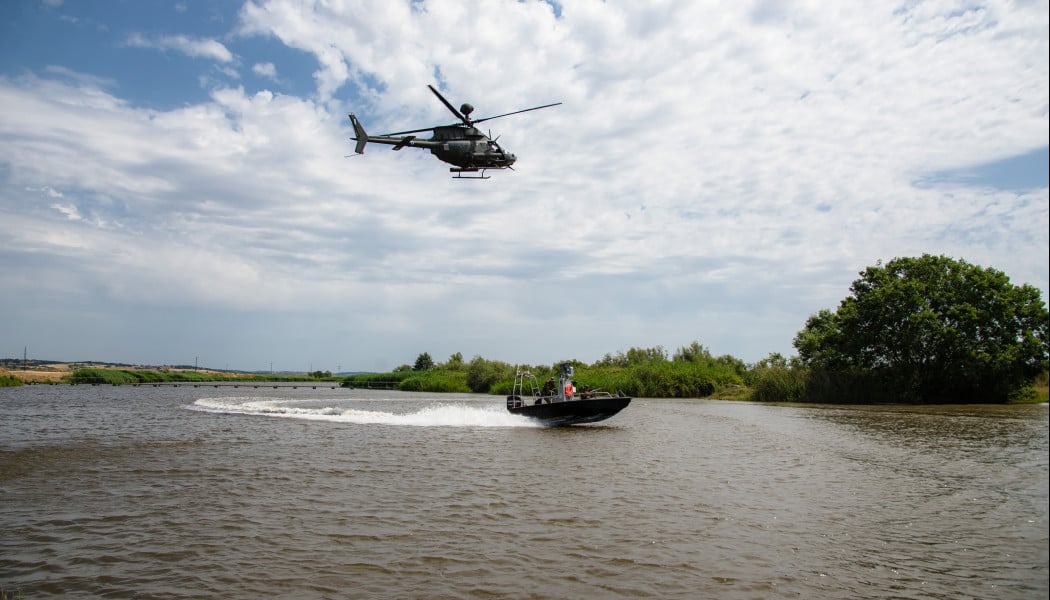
460,103,474,116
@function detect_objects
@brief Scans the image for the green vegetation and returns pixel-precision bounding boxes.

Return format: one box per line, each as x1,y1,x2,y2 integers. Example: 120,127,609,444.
746,353,808,403
69,368,220,384
413,352,435,371
343,256,1048,405
789,254,1049,404
1029,370,1049,404
0,373,23,387
66,368,342,385
347,344,746,399
398,370,470,393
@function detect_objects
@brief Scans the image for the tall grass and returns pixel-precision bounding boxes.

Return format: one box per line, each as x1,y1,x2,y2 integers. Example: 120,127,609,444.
341,371,417,388
491,362,743,398
398,371,470,393
748,366,807,402
748,367,898,403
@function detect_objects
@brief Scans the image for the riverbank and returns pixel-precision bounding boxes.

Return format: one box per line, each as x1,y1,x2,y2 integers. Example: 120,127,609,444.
0,364,247,387
3,364,1046,403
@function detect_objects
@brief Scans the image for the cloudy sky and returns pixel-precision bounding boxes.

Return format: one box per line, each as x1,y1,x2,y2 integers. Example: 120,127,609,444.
1,0,1047,373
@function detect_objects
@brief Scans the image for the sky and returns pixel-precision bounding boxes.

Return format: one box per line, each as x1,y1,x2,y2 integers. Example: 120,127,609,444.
1,0,1048,373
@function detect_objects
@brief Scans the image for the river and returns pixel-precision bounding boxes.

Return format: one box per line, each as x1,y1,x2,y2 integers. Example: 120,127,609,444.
1,385,1047,599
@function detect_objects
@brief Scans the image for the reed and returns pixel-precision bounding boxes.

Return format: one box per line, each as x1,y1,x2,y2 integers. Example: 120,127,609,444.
748,366,808,402
398,371,470,393
342,371,418,386
491,362,744,399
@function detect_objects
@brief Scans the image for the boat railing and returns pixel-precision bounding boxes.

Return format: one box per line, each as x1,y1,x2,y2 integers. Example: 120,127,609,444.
508,369,541,408
506,367,629,409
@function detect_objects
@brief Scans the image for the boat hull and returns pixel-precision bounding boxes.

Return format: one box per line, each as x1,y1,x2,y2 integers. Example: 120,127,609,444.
507,396,631,426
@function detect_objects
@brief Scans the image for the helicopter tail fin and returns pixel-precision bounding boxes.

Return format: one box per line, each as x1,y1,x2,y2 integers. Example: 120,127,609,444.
348,113,368,154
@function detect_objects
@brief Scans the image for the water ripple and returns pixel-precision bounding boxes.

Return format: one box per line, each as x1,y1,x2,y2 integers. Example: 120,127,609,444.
0,387,1045,599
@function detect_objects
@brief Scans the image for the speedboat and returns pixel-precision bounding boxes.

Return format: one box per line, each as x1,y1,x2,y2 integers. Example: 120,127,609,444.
506,363,631,426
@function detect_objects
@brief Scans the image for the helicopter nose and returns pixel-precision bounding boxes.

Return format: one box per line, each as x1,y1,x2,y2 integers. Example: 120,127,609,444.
505,153,516,165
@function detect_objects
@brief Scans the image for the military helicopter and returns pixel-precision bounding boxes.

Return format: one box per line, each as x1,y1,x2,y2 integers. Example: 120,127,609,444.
348,85,561,179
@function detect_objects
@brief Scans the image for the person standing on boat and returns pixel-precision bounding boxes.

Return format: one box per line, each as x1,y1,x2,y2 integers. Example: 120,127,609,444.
543,377,556,398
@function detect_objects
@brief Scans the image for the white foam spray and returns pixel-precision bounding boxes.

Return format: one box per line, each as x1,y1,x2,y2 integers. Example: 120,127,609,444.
190,397,539,428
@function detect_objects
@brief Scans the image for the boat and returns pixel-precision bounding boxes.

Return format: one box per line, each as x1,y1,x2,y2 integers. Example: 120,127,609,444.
506,363,631,426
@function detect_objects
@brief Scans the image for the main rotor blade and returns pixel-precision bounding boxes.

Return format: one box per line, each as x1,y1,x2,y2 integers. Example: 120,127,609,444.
381,125,440,136
428,84,468,125
470,102,562,125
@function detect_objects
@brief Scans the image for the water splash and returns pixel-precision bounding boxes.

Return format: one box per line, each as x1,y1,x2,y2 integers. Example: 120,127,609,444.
190,397,539,428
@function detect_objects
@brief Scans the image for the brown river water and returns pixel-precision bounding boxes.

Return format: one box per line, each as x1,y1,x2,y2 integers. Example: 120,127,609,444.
1,385,1047,599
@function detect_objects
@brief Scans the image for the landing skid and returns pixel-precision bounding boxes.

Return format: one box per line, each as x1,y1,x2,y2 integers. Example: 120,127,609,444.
451,167,490,180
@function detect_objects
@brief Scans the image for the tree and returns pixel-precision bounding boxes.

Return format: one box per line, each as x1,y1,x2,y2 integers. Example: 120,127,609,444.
751,352,799,371
794,254,1049,403
626,346,667,365
592,348,664,367
673,341,711,363
413,352,434,371
466,355,512,393
444,352,465,371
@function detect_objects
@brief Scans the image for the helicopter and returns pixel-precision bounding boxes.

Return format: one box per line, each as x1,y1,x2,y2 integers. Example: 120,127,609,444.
348,85,561,179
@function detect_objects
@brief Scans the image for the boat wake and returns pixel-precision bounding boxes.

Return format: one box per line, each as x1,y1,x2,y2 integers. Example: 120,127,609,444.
189,397,540,428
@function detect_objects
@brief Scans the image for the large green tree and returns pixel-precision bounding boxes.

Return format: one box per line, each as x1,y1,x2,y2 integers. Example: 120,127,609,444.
413,352,434,371
794,254,1049,403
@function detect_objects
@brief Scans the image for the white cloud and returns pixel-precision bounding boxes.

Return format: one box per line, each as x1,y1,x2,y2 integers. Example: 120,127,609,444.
50,203,80,220
125,33,235,63
252,62,278,80
1,0,1047,369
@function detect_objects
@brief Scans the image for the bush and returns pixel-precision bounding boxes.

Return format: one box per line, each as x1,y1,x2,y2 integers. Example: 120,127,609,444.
466,356,513,393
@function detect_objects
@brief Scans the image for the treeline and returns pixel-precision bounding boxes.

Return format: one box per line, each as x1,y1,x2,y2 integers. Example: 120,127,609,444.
347,256,1049,404
343,342,755,399
347,342,1047,404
